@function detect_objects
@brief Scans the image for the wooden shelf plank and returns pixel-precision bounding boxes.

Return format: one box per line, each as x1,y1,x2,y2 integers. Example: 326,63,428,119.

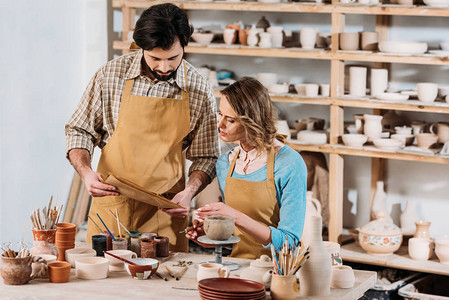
333,97,449,114
334,51,449,65
112,0,449,17
341,242,449,276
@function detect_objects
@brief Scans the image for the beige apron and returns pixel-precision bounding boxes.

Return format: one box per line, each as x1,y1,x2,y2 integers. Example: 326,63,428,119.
225,146,280,259
86,62,190,252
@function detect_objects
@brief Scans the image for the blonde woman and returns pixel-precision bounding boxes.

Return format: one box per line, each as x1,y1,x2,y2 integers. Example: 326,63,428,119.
187,77,307,259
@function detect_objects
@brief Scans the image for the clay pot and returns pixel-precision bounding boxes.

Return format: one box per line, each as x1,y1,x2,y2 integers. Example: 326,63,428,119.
197,263,230,281
204,215,235,240
339,32,360,51
435,237,449,265
154,236,170,257
270,274,298,300
75,257,109,280
238,29,249,45
408,238,433,261
414,221,431,238
56,223,76,232
1,255,46,285
256,16,271,32
416,133,438,149
48,261,71,283
31,229,59,257
361,31,378,50
330,265,355,289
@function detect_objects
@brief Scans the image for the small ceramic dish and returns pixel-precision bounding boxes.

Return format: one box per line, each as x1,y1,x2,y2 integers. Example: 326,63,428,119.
268,83,289,94
342,134,368,148
191,33,214,45
376,92,409,102
125,258,159,280
394,126,413,135
400,90,418,98
75,257,109,280
423,0,449,7
65,248,96,268
378,41,428,55
373,138,403,151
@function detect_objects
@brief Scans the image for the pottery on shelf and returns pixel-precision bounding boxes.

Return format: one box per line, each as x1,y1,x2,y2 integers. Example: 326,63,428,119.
339,32,360,51
359,212,403,256
370,181,393,223
370,69,388,97
435,237,449,265
256,16,271,32
240,254,273,288
414,221,431,239
400,200,420,236
204,215,235,240
330,265,355,289
429,122,449,144
408,238,434,261
300,28,317,49
299,216,331,296
349,67,367,97
301,191,322,247
247,25,259,47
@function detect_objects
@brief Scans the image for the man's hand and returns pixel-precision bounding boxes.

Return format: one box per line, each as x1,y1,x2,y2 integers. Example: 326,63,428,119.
161,189,191,217
82,169,119,197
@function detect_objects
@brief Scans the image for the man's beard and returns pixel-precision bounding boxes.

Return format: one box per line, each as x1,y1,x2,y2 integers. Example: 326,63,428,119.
148,64,180,81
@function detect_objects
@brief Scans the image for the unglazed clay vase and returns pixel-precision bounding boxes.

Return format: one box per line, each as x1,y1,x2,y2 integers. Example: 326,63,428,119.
364,114,383,142
349,66,367,97
299,216,331,297
238,29,249,46
270,274,298,300
414,221,431,239
400,200,420,236
371,69,388,97
256,16,271,32
223,28,237,45
1,255,47,285
204,215,235,240
370,181,392,223
301,191,322,247
247,25,259,47
258,32,272,48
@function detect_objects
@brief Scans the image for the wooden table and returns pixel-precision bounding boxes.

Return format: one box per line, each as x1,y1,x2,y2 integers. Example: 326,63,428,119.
0,252,376,299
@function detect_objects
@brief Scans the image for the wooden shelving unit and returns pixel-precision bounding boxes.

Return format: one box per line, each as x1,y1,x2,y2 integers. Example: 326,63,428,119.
113,0,449,276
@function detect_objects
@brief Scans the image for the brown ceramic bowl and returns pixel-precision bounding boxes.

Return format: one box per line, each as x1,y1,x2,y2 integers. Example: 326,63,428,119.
48,261,71,283
124,258,159,280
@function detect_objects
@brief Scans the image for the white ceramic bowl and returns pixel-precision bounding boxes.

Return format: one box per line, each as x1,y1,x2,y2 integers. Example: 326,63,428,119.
441,42,449,51
439,86,449,98
378,41,428,55
395,126,413,135
257,73,278,88
373,138,403,151
342,134,368,148
435,237,449,265
65,248,97,268
376,92,409,102
268,83,289,94
191,33,214,45
391,134,414,147
297,130,327,145
125,258,159,280
75,257,109,280
423,0,449,7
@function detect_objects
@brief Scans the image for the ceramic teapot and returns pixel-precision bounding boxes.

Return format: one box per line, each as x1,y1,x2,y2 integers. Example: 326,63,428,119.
301,191,322,247
240,254,273,288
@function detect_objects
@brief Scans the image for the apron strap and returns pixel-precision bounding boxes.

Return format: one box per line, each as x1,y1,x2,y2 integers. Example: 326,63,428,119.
266,145,275,182
123,79,135,100
227,148,240,178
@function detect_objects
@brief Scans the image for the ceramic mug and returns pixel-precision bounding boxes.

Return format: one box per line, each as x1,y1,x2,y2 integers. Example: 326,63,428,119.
416,133,438,149
197,263,230,281
323,241,342,266
361,32,378,51
408,238,433,261
417,83,438,103
330,265,355,289
429,122,449,143
435,237,449,265
104,250,137,271
300,28,317,49
270,274,298,300
304,84,319,97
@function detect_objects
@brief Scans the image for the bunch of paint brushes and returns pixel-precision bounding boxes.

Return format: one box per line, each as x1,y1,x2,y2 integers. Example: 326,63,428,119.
30,196,63,230
270,238,309,276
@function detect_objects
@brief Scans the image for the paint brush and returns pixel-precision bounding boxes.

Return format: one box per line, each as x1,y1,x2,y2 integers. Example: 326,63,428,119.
96,213,117,241
163,264,175,278
156,271,169,281
175,265,188,280
108,209,131,234
103,251,137,265
115,208,122,238
88,215,103,234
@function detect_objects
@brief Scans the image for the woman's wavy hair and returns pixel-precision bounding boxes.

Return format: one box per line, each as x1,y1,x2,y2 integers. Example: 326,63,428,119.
221,77,278,153
133,3,193,50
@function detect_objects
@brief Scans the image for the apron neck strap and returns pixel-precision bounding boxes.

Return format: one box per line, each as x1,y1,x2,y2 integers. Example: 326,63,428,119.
227,145,276,180
123,78,135,97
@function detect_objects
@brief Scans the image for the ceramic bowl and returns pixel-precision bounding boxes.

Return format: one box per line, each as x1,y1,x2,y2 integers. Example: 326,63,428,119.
395,126,413,135
373,138,403,151
342,134,368,148
257,73,278,88
391,134,414,147
104,250,138,272
435,236,449,265
125,258,159,280
48,261,71,283
65,248,96,268
423,0,449,7
378,41,428,55
441,42,449,51
297,130,327,145
359,218,403,256
204,215,235,240
416,133,438,149
330,265,355,289
439,86,449,98
75,257,109,280
268,83,289,94
294,84,307,96
191,33,214,45
376,92,409,102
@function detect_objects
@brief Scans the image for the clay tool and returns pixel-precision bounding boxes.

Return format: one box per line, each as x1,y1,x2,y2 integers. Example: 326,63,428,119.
108,209,131,234
96,213,117,241
179,221,204,234
156,271,169,281
171,287,197,291
103,251,137,265
88,215,103,234
115,208,122,238
175,265,188,280
162,264,175,278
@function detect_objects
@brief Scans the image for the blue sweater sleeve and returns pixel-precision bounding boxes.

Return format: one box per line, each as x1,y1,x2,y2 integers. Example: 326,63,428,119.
216,146,307,250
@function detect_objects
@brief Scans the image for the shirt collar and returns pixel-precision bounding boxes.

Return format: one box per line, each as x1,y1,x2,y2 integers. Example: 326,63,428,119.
238,143,260,161
124,50,188,92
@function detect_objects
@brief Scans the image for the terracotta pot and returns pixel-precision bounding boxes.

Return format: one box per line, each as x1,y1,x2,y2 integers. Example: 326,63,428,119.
48,262,71,283
1,255,46,285
56,231,76,240
204,215,235,240
238,29,249,45
56,245,74,261
56,223,77,232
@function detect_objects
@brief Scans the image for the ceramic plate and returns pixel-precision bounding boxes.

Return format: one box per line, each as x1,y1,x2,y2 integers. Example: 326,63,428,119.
199,278,265,294
376,92,409,102
199,287,266,299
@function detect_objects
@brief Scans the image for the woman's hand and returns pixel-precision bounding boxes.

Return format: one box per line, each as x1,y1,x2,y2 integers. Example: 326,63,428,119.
185,219,214,248
196,202,239,221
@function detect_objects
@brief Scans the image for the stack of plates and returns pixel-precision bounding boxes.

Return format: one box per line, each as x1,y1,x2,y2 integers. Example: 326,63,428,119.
198,278,266,300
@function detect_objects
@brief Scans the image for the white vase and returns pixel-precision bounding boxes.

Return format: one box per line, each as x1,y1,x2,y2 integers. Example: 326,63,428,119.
349,67,367,97
299,216,331,297
400,200,420,236
301,191,322,248
247,25,259,47
371,181,392,223
371,69,388,97
363,114,383,142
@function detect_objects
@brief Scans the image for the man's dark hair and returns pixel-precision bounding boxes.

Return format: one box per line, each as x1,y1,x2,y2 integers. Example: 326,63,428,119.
133,3,193,50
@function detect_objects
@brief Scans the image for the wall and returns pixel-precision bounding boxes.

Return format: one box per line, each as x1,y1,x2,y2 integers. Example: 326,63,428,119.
111,8,449,236
0,0,107,246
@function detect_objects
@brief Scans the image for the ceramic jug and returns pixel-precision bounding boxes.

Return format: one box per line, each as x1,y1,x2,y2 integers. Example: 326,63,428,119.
299,216,331,296
363,114,383,142
247,25,259,47
30,229,59,257
301,191,322,247
371,181,393,223
1,255,47,285
258,32,272,48
400,200,420,236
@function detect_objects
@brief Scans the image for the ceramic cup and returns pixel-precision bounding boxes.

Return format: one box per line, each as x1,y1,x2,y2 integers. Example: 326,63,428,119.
371,69,388,97
48,261,71,283
408,238,433,261
361,32,378,51
197,263,230,281
435,237,449,265
304,84,319,97
65,248,96,268
429,122,449,143
112,237,129,250
417,83,438,103
320,84,330,97
330,265,355,289
416,133,438,149
300,28,317,49
104,250,137,272
411,121,427,135
223,28,237,45
270,274,298,300
339,33,360,51
349,67,367,97
323,241,342,266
